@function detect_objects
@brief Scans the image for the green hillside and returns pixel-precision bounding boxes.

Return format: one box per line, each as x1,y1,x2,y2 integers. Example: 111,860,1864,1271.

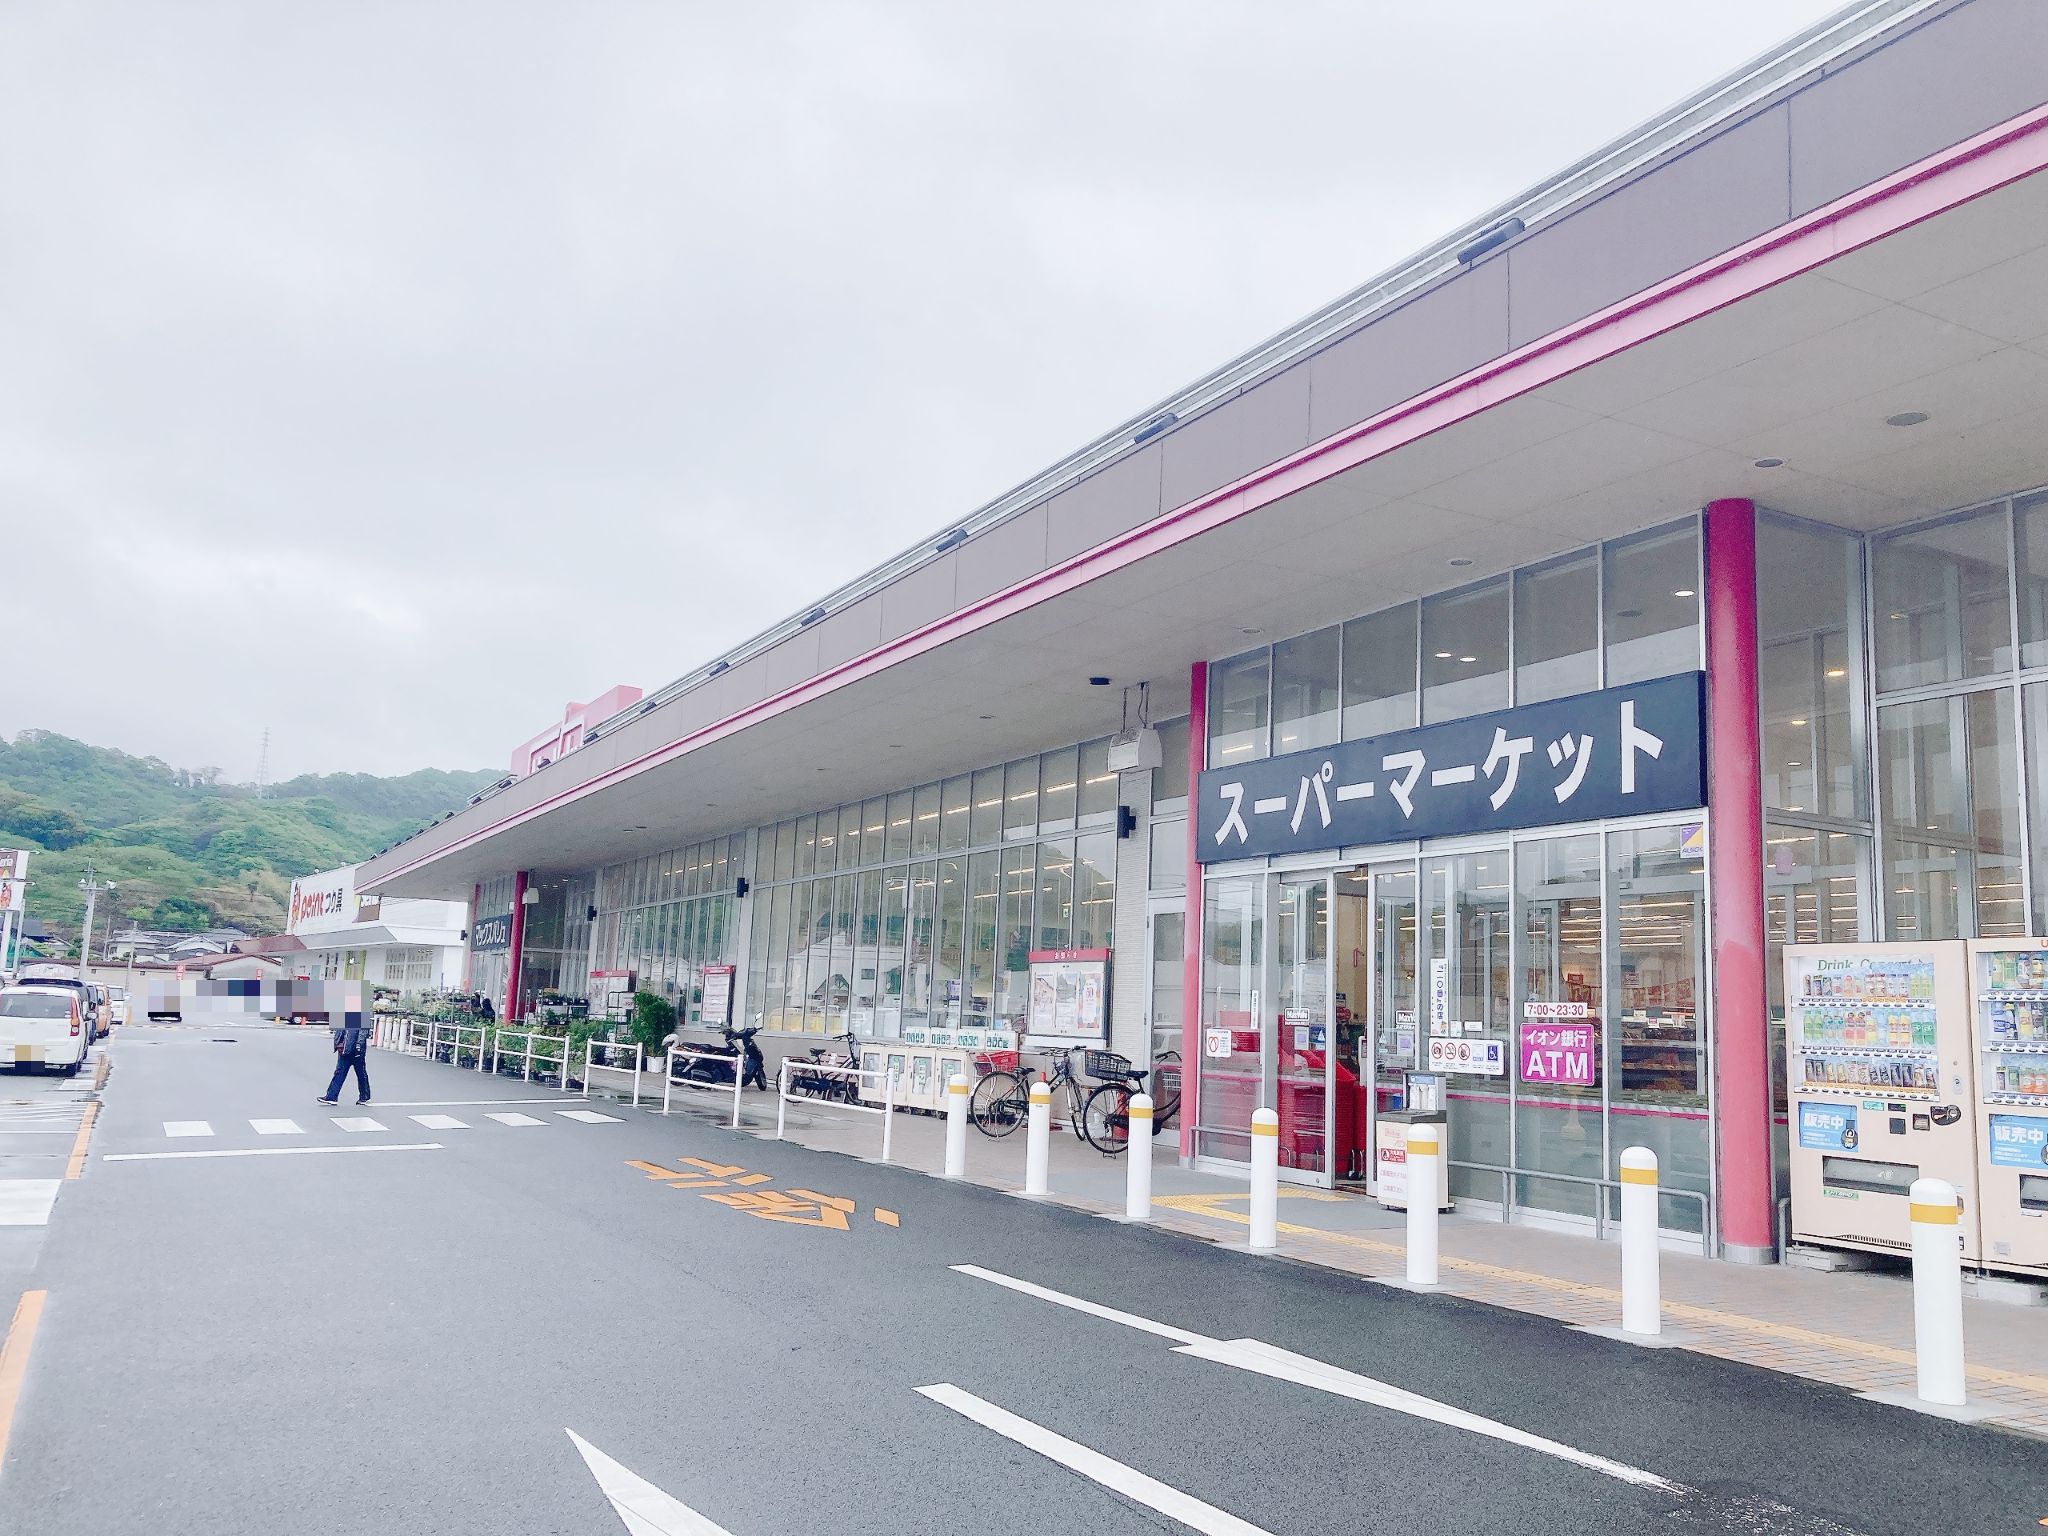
0,730,496,943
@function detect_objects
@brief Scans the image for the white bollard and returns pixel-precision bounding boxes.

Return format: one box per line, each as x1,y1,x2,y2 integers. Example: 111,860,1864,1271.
1024,1080,1052,1196
944,1077,970,1178
1249,1107,1279,1250
1908,1177,1967,1406
1406,1124,1440,1286
1125,1093,1154,1222
1619,1145,1661,1336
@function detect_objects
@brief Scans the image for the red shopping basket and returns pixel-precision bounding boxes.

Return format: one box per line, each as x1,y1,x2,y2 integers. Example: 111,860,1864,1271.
973,1049,1021,1076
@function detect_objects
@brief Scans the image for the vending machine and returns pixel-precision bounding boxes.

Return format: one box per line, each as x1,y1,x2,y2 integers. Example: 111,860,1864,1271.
1782,942,1980,1261
1966,938,2048,1278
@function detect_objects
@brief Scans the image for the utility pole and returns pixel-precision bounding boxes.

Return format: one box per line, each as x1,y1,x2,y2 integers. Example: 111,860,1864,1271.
77,865,116,980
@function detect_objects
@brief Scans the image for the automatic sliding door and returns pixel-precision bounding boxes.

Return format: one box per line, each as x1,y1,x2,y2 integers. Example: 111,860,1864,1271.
1275,878,1331,1179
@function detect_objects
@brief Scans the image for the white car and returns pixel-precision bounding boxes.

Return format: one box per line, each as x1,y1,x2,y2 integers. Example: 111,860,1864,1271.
0,983,92,1075
106,985,130,1027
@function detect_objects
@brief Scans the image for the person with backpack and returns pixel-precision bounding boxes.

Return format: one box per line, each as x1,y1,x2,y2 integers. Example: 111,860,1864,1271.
316,1007,372,1106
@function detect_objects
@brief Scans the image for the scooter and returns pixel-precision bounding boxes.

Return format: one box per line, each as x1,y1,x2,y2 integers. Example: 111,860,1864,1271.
682,1024,770,1092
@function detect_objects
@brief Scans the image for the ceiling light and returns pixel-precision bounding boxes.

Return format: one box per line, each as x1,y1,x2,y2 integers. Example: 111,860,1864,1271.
1825,667,1845,678
1459,655,1477,664
1447,557,1474,568
1434,651,1453,659
1885,411,1929,428
1753,457,1785,469
1789,717,1807,726
1889,612,1905,620
1672,588,1694,598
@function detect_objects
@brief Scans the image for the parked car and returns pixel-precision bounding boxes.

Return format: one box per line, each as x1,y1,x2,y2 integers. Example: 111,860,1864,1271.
0,982,91,1075
83,983,111,1041
107,985,130,1027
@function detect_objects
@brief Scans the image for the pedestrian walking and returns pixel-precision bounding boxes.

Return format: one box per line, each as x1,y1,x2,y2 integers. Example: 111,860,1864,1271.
316,1007,372,1106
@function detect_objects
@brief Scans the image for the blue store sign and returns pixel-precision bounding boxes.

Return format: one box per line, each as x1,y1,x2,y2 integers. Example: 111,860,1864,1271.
471,913,514,953
1196,671,1706,863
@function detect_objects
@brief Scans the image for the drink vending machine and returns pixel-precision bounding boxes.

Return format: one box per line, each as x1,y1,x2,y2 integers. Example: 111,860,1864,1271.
1966,937,2048,1277
1781,942,1980,1261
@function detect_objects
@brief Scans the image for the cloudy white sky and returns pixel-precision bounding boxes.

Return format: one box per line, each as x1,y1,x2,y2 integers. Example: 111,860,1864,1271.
2,1,1843,780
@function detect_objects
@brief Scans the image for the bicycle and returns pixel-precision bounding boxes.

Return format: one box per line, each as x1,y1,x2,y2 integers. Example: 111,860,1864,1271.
1079,1049,1182,1156
969,1047,1113,1148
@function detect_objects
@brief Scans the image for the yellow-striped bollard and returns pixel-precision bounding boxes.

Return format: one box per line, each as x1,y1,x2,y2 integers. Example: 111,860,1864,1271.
1249,1107,1279,1249
1619,1146,1661,1336
1908,1178,1966,1406
1125,1093,1154,1221
1406,1124,1440,1285
1024,1080,1052,1196
944,1076,970,1178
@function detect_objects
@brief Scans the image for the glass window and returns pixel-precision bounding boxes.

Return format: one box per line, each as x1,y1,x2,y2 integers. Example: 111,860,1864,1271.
1208,649,1270,764
940,774,972,851
1514,553,1599,705
1003,757,1038,839
1149,910,1185,1069
1970,689,2025,938
1342,603,1417,739
970,767,1005,846
1038,746,1079,831
936,857,966,1026
2030,683,2048,936
911,782,942,856
884,791,913,863
966,853,999,1028
795,815,817,879
1075,830,1116,951
903,863,935,1032
813,814,838,874
2019,493,2048,670
998,847,1035,1032
1758,518,1864,820
1152,717,1191,810
1423,848,1511,1198
763,884,791,1028
1272,626,1340,754
774,820,796,883
1196,874,1262,1163
1873,506,2013,691
1607,824,1705,1106
1036,840,1075,950
1422,580,1508,723
1514,833,1604,1219
1077,738,1117,827
854,868,882,1035
1604,521,1700,686
840,803,864,871
876,867,908,1038
1880,691,2020,938
1148,815,1186,893
860,799,886,867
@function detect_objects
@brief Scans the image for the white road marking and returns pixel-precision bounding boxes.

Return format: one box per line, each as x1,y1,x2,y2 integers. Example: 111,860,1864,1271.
558,1110,621,1124
333,1117,386,1133
1174,1338,1681,1492
0,1180,62,1227
368,1098,566,1107
916,1384,1270,1535
567,1428,735,1536
103,1143,443,1162
250,1119,303,1135
164,1121,213,1138
950,1264,1211,1345
954,1264,1685,1495
486,1113,547,1127
410,1114,469,1130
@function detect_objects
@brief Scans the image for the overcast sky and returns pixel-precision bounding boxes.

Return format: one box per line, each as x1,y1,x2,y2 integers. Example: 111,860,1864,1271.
1,1,1844,781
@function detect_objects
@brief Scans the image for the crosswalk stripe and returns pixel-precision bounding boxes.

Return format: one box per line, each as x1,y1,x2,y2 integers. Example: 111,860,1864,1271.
0,1181,62,1228
333,1117,386,1133
409,1114,469,1130
558,1110,621,1125
484,1112,546,1127
250,1119,303,1136
164,1121,212,1138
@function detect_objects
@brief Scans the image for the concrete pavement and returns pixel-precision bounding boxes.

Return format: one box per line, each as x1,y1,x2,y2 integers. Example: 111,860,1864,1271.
0,1025,2043,1534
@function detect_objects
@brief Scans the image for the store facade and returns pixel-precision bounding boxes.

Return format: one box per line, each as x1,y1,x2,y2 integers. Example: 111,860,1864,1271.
377,1,2048,1265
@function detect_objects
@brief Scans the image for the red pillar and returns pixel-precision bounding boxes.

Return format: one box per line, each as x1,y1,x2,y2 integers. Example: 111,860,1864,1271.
1704,499,1773,1262
1180,661,1206,1159
504,870,529,1023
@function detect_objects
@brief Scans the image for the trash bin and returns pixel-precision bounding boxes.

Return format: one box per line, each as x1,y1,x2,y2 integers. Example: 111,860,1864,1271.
1376,1106,1451,1212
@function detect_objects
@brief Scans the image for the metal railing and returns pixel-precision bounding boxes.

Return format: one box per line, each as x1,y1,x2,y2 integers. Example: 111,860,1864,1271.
491,1028,572,1089
1449,1158,1712,1256
662,1046,748,1128
427,1021,490,1072
774,1057,900,1163
582,1040,645,1108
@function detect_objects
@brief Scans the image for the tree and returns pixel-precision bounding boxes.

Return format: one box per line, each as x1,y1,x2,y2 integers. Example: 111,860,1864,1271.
151,895,212,931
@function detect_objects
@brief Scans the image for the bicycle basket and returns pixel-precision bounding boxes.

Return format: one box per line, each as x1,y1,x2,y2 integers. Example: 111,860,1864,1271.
1084,1049,1132,1083
973,1049,1021,1075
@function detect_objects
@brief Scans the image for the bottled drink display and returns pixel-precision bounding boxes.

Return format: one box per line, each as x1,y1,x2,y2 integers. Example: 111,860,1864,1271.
1977,947,2048,1105
1791,956,1939,1098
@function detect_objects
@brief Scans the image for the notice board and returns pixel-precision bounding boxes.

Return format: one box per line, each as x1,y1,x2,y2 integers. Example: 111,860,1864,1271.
1026,948,1110,1046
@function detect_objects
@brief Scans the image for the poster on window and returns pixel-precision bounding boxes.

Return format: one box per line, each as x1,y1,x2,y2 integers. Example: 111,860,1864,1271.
700,964,735,1028
1026,948,1111,1045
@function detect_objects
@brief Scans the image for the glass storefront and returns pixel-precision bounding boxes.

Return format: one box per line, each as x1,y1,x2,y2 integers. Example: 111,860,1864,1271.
595,835,742,1025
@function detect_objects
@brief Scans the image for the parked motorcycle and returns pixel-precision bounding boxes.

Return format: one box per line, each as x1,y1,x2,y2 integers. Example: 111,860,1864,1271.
681,1024,769,1092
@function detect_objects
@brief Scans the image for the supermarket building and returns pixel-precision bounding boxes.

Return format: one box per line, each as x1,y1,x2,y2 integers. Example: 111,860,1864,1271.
361,0,2048,1264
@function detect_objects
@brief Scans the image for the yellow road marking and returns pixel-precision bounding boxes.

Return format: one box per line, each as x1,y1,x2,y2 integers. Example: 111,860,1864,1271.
874,1208,900,1228
0,1290,47,1473
92,1055,109,1090
1152,1192,2048,1395
64,1103,98,1181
